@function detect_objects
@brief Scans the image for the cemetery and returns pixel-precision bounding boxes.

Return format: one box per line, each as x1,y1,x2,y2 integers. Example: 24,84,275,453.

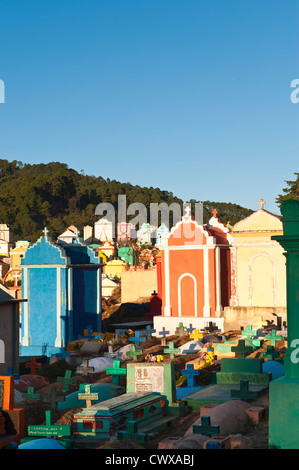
0,199,297,451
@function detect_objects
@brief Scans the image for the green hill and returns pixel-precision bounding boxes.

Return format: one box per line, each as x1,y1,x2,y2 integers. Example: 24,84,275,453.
0,159,253,242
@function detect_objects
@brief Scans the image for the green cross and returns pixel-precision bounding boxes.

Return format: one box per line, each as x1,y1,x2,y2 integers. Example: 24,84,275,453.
106,360,127,384
163,341,180,359
28,410,72,438
193,415,220,437
126,345,142,361
263,345,280,361
241,325,258,339
231,340,253,359
117,420,147,443
266,329,282,346
231,380,260,401
42,386,65,409
57,370,77,392
21,386,41,401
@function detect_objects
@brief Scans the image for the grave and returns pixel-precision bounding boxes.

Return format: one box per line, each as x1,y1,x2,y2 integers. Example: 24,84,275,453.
0,375,25,449
20,229,103,357
73,361,187,439
181,339,271,411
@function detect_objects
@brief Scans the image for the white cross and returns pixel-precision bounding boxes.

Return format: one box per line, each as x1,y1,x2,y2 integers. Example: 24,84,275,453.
258,199,265,210
43,227,49,238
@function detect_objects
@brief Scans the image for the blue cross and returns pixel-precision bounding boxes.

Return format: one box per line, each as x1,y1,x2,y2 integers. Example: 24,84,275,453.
159,327,170,338
78,325,93,342
56,350,71,360
129,330,146,346
181,364,200,387
187,324,195,334
2,367,20,380
143,325,156,338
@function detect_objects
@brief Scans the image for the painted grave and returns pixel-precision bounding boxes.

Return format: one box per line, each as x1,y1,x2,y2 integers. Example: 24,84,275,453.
73,361,187,439
0,375,25,449
181,339,271,410
20,228,103,357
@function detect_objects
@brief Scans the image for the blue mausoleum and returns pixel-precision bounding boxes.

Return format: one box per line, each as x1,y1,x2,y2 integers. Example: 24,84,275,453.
19,228,103,357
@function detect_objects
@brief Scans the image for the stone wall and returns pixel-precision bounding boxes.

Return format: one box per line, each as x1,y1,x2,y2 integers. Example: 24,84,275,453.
121,269,157,303
223,306,287,331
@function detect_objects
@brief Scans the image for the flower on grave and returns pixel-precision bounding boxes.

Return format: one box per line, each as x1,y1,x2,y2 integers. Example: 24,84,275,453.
145,354,164,363
127,329,134,336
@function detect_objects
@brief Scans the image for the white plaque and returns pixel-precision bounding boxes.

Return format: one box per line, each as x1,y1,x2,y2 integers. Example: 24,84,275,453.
134,366,164,394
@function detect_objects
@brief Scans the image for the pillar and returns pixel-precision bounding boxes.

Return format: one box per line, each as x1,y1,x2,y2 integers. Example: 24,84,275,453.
269,199,299,448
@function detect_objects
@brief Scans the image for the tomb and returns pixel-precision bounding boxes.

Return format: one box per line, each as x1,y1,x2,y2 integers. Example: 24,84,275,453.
73,361,187,439
181,339,271,411
19,228,103,357
0,375,25,449
225,199,287,330
153,207,231,335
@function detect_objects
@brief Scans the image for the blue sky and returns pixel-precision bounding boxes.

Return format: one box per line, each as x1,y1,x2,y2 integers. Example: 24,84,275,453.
0,0,298,215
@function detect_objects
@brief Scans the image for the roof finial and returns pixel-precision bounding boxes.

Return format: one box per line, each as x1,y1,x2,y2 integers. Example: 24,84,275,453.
43,227,49,238
258,198,265,210
212,208,218,218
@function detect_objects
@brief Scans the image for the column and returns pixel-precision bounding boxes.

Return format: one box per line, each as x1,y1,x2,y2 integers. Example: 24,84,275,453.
203,246,211,317
164,247,171,316
215,246,222,312
22,267,31,346
55,267,63,347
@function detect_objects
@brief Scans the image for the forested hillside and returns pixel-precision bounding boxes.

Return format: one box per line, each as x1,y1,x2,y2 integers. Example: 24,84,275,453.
0,159,254,241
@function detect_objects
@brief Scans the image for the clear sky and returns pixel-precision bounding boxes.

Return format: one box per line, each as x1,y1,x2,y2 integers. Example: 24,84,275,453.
0,0,298,215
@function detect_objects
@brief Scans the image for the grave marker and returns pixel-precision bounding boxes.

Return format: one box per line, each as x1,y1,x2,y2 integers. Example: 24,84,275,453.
181,364,200,387
42,387,65,409
193,415,220,437
76,359,95,375
78,384,99,408
78,325,93,342
57,370,77,393
21,386,41,401
117,420,147,443
163,342,180,359
28,410,71,438
241,325,258,340
25,357,42,375
190,329,204,341
231,340,253,359
126,345,143,361
129,330,146,347
230,380,261,401
266,329,283,346
106,360,127,385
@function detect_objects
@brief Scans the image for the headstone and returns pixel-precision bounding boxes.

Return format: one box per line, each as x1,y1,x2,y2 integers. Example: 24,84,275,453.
106,360,127,385
181,364,200,387
179,340,203,355
21,387,41,401
126,345,143,361
193,415,220,437
78,384,99,408
76,359,95,375
129,330,146,347
163,342,180,359
42,387,65,409
230,380,261,401
28,410,71,438
25,357,42,375
57,370,77,393
266,329,283,347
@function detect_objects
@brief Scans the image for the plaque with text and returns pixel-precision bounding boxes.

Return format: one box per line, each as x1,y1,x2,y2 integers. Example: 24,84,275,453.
134,366,164,394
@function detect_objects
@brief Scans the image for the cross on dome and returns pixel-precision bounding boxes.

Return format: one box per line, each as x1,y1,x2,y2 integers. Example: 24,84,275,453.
258,198,265,210
43,227,49,238
212,209,218,218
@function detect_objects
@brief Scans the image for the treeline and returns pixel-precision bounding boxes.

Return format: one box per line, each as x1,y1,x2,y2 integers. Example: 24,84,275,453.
0,159,254,242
